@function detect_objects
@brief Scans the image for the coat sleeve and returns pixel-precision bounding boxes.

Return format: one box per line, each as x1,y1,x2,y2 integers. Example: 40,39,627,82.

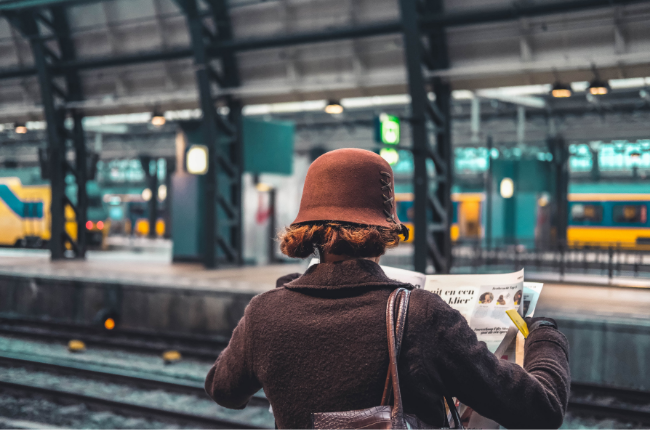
204,301,262,409
422,294,570,429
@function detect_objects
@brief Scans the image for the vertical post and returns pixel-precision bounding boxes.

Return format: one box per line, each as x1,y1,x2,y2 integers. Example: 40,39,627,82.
400,0,452,273
9,8,88,260
268,188,276,264
228,98,244,265
590,146,600,182
516,106,526,147
72,113,87,257
164,157,174,239
148,160,158,239
434,79,453,272
177,0,243,268
471,97,480,144
53,5,87,258
23,15,65,259
183,0,218,267
486,136,493,249
400,0,429,273
550,136,569,247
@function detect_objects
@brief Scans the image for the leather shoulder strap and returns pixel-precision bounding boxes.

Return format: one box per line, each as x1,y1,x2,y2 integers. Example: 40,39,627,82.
380,288,464,429
380,288,410,415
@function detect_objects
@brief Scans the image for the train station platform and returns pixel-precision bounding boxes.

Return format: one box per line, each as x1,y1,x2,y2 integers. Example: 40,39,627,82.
2,248,650,391
0,248,305,337
2,248,650,326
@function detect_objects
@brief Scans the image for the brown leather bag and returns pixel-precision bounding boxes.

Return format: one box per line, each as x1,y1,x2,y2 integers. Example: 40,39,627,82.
311,288,463,429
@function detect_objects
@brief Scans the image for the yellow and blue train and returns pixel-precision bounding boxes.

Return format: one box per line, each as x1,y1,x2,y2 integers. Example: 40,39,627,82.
396,191,650,247
0,177,109,248
567,194,650,246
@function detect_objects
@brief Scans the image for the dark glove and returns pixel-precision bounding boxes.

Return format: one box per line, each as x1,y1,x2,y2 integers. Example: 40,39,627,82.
276,273,302,288
525,316,558,333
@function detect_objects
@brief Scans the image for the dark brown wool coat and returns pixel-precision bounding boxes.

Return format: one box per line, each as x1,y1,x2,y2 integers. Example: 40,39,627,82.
205,260,570,429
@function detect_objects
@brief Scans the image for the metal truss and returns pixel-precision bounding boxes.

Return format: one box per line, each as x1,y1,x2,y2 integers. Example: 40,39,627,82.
175,0,243,268
4,6,88,259
4,0,649,82
400,0,452,274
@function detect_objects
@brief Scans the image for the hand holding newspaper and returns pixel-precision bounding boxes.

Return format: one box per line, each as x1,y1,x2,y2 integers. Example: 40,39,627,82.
383,265,546,429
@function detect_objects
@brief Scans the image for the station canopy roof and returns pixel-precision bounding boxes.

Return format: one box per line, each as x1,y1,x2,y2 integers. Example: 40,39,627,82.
1,0,650,121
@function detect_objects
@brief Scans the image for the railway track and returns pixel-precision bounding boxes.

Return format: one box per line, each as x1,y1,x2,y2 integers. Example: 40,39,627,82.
3,318,649,426
568,382,650,426
0,317,227,360
0,351,271,428
0,380,266,429
0,351,269,408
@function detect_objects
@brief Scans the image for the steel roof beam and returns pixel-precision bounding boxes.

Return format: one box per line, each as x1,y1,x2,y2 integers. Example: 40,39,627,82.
0,0,107,11
422,0,650,27
3,0,650,79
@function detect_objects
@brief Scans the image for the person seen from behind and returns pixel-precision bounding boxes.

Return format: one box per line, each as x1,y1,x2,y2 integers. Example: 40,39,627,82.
204,148,570,429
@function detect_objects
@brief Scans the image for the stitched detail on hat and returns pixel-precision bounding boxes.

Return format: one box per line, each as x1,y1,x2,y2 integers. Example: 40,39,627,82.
380,172,396,224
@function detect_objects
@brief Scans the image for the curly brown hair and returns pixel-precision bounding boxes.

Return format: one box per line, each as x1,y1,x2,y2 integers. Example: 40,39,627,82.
278,222,404,259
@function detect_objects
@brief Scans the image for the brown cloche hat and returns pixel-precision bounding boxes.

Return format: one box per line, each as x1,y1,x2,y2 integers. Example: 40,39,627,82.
292,148,408,236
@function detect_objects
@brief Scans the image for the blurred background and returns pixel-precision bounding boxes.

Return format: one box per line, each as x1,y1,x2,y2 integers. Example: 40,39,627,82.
1,0,650,428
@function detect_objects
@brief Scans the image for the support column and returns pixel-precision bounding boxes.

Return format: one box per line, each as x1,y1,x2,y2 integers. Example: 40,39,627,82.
176,0,243,268
549,136,568,246
6,8,88,259
400,0,452,273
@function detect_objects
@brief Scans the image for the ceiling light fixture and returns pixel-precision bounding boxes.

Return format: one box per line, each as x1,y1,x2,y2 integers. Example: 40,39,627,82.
550,70,572,98
324,100,343,115
14,122,27,134
550,82,572,98
588,65,609,95
151,108,166,126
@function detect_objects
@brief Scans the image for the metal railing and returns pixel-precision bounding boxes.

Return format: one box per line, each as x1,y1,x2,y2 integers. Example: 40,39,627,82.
452,239,650,279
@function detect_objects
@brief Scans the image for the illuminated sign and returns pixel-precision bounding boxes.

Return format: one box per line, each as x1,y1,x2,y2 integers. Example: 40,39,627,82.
375,114,400,145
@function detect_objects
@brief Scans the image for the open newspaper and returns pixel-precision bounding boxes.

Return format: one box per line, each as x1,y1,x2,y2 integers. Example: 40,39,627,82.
309,260,544,356
381,266,545,428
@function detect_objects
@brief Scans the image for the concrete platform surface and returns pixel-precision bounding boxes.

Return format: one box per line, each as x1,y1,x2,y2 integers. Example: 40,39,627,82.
536,282,650,324
0,249,306,295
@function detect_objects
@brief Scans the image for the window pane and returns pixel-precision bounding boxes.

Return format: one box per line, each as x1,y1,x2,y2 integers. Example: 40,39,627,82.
613,205,647,223
571,204,603,222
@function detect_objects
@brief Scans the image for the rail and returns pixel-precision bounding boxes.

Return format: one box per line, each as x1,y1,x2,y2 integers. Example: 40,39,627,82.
2,331,649,427
453,240,650,279
0,316,227,360
569,382,650,426
0,351,269,407
0,380,265,429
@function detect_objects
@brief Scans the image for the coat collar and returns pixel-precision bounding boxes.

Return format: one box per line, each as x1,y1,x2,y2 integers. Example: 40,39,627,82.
284,259,414,291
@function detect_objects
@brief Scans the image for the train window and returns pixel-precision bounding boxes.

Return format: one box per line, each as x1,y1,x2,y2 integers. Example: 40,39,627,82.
613,204,647,223
571,204,603,223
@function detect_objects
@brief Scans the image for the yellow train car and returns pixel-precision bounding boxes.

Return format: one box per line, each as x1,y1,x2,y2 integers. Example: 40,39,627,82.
395,192,484,243
567,193,650,247
396,191,650,247
0,177,78,248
